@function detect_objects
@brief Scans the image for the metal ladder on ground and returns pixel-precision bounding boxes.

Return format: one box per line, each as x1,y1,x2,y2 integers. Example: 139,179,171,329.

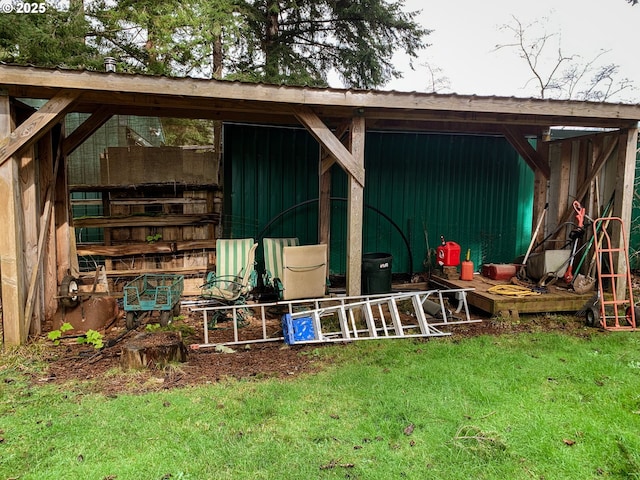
188,288,479,349
283,290,476,344
592,217,636,331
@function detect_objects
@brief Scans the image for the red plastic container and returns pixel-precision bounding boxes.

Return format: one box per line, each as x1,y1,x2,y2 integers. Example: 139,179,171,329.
481,263,517,280
437,241,461,267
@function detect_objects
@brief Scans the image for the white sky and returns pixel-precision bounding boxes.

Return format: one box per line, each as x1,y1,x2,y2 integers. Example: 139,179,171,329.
379,0,640,102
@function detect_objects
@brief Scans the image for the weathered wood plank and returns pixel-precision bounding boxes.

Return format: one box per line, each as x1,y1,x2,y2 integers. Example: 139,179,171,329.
62,105,112,156
109,197,208,206
294,106,365,186
73,213,219,228
76,240,215,257
3,66,640,126
613,127,638,298
40,132,59,321
100,266,206,276
21,146,40,334
0,90,80,166
553,134,617,232
502,126,551,179
430,274,599,316
0,93,27,345
346,116,365,296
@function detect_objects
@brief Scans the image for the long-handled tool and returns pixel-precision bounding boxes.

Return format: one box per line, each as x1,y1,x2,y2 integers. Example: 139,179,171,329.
518,203,548,280
563,201,587,284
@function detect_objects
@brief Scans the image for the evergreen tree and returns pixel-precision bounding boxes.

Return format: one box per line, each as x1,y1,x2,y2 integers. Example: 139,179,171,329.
1,0,428,89
0,0,98,68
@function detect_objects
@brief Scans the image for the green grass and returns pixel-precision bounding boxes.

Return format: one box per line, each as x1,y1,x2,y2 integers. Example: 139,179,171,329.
2,331,640,479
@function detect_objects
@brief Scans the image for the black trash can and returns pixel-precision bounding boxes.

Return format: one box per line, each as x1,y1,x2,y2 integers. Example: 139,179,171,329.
361,252,393,294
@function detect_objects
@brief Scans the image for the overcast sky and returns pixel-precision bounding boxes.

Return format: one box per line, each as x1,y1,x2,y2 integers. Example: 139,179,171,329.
379,0,639,102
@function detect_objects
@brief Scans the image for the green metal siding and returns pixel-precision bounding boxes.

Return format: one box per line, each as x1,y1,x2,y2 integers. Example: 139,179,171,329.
223,124,320,243
225,124,534,275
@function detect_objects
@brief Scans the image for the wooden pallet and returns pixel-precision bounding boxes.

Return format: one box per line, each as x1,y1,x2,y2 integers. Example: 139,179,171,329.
429,274,597,316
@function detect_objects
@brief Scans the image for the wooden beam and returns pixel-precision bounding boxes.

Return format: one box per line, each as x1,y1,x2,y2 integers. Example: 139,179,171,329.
319,152,331,249
21,146,41,335
502,126,551,179
612,127,638,297
552,134,617,234
532,130,550,248
3,65,640,126
39,131,59,321
346,116,365,296
54,150,71,284
62,105,113,156
319,121,350,257
294,106,365,186
0,90,80,166
321,120,350,174
73,213,219,229
76,240,215,257
0,92,27,345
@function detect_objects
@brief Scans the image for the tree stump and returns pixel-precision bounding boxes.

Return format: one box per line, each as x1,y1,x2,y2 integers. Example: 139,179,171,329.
120,331,188,370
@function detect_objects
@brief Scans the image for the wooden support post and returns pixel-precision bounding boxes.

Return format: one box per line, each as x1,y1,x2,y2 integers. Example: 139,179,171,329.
346,116,365,296
556,140,572,239
318,150,331,246
532,130,550,246
39,131,59,321
319,122,349,259
54,147,71,284
0,92,27,345
21,146,40,335
612,127,638,298
24,141,62,334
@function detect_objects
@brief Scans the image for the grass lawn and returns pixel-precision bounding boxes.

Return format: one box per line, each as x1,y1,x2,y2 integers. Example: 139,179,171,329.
1,329,640,479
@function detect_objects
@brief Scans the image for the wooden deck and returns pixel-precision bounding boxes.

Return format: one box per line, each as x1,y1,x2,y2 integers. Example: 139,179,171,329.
429,274,596,316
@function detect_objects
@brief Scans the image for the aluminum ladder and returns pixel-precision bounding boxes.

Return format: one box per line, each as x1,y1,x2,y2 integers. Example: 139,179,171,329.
189,288,479,349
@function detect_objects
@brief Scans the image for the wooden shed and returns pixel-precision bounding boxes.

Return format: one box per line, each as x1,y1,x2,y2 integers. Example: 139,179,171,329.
1,64,639,345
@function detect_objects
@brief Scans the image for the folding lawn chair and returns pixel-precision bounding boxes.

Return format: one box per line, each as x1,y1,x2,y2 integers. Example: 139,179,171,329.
262,237,299,299
201,238,258,302
281,244,328,300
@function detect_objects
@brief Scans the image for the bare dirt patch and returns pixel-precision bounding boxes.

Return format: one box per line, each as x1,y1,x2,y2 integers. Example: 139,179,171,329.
33,304,594,396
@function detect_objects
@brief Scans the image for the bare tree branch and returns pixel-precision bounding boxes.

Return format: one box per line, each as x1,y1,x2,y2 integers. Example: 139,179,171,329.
495,15,636,102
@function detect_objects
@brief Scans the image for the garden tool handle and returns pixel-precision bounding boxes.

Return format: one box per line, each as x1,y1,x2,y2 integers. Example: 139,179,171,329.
572,201,586,228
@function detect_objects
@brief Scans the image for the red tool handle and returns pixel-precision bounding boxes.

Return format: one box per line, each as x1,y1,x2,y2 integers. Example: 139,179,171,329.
573,201,586,228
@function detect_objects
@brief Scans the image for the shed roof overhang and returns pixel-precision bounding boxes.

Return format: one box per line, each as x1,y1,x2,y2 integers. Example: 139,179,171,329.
1,65,639,137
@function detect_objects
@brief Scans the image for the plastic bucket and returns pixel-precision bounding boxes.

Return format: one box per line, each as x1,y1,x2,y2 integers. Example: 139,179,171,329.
361,253,392,294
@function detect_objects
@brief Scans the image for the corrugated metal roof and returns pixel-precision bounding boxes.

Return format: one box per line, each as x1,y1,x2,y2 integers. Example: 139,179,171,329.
1,62,636,109
1,64,638,135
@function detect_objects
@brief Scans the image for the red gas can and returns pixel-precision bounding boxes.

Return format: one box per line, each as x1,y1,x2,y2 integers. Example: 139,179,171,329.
437,238,461,267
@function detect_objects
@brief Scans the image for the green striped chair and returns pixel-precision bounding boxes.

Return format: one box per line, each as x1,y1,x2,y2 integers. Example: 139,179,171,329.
263,237,299,299
201,239,258,301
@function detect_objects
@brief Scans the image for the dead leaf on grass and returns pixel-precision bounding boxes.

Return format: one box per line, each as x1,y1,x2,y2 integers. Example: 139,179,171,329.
404,423,415,435
320,458,355,470
563,438,576,446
